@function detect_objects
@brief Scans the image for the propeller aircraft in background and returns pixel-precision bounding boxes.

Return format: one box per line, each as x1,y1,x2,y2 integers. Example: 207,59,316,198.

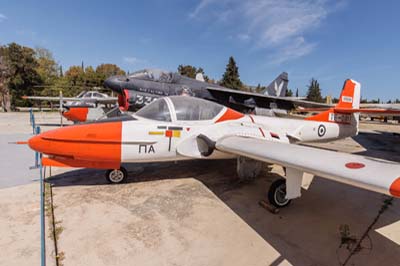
23,90,121,123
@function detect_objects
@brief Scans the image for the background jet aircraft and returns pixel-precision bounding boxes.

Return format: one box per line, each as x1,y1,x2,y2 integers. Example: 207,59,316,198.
104,69,327,115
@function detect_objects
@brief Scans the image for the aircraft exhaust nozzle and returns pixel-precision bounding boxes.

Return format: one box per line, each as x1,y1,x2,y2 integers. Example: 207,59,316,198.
196,134,216,157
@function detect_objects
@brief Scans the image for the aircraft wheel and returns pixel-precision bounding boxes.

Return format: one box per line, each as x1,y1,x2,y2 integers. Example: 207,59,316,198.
105,167,128,184
268,179,291,208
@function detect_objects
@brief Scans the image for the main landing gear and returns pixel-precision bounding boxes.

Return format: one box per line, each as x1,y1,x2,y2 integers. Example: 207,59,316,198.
267,179,291,208
105,167,128,184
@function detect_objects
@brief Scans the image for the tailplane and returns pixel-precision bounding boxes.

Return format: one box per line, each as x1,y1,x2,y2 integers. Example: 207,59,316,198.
306,79,361,127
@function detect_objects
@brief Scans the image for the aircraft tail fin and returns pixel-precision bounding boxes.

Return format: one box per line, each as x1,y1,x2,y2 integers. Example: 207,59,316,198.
195,73,205,82
305,79,361,128
261,72,289,97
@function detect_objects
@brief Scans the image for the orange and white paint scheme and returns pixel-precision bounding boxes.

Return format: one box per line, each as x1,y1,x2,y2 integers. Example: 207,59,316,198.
28,79,400,207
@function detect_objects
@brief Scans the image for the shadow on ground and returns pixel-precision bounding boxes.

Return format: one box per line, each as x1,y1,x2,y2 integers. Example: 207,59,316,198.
353,131,400,162
46,153,400,265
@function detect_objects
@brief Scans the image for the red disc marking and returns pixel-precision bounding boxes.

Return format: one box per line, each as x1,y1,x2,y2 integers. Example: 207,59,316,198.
345,162,365,169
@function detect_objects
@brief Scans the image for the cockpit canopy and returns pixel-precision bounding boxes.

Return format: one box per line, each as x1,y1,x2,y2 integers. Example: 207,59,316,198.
129,69,175,83
135,96,224,122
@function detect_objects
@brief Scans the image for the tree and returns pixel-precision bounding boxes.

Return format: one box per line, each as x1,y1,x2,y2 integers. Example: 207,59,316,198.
95,64,125,84
177,65,209,81
285,89,293,97
0,46,11,111
64,65,85,96
220,56,243,90
1,43,41,108
35,47,59,84
84,66,99,86
306,78,323,103
65,65,85,85
295,88,299,97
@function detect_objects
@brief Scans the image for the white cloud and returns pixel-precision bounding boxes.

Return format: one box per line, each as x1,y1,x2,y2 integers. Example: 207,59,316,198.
190,0,343,64
189,0,216,18
123,56,146,65
0,13,7,22
270,37,316,64
237,33,250,41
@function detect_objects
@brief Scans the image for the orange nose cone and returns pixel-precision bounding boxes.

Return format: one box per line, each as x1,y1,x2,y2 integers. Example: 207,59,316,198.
63,107,89,122
28,135,45,153
27,121,123,163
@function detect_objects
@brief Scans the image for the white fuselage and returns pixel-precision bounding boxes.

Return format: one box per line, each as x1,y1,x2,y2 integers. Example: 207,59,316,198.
120,114,357,163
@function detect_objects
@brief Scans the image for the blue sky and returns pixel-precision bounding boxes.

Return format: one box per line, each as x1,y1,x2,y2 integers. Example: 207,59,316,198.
1,0,399,101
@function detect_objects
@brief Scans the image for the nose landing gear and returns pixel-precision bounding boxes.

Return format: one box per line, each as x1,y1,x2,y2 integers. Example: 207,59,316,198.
105,167,128,184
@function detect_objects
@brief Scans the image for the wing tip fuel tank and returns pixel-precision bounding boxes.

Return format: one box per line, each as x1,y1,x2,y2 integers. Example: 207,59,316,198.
390,177,400,197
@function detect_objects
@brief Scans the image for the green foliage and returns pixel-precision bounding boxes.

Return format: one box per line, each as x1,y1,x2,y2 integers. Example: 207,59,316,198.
220,56,243,90
0,42,129,107
306,78,324,103
177,64,209,81
95,64,125,85
0,47,12,111
255,83,267,93
35,47,59,85
285,89,293,97
2,43,41,107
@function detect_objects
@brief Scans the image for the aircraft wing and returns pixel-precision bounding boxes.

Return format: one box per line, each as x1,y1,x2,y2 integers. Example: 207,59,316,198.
206,86,331,110
23,96,82,101
23,96,117,104
215,136,400,198
295,106,400,116
360,103,400,110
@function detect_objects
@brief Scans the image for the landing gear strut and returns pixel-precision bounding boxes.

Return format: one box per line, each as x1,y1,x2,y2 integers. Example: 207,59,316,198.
105,167,128,184
268,179,291,208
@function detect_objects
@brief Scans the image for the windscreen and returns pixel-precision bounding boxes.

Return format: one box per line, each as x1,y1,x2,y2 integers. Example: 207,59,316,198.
129,70,150,80
170,96,223,121
135,98,171,121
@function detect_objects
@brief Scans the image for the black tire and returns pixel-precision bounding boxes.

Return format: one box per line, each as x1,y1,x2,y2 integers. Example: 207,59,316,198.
105,167,128,184
268,179,291,208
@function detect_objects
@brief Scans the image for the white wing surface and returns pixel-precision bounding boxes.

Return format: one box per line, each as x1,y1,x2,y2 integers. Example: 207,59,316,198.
216,136,400,198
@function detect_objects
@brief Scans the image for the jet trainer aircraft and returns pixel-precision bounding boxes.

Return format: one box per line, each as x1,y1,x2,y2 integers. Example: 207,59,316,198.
28,79,400,207
104,69,327,116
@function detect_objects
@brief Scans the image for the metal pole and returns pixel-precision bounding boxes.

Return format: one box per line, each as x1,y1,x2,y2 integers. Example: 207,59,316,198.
35,127,41,168
59,91,63,127
40,153,46,266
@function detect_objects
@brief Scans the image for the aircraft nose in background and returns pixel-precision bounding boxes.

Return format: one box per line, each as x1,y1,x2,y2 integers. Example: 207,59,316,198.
28,135,45,153
104,75,124,93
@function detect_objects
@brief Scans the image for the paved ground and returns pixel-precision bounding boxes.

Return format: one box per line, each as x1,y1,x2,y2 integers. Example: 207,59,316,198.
0,112,71,188
1,112,400,266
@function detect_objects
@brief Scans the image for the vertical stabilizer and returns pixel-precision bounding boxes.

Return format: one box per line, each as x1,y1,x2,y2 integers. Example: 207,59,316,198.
306,79,361,128
261,72,289,97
